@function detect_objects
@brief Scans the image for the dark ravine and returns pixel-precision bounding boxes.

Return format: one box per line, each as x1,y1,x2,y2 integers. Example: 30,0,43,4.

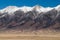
0,5,60,31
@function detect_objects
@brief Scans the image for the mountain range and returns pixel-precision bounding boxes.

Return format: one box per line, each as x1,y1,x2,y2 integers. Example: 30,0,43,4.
0,5,60,31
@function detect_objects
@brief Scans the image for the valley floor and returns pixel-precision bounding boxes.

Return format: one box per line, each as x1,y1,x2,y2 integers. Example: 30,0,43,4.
0,34,60,40
0,29,60,40
0,33,60,40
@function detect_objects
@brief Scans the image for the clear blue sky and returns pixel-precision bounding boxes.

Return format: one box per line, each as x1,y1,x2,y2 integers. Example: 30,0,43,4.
0,0,60,9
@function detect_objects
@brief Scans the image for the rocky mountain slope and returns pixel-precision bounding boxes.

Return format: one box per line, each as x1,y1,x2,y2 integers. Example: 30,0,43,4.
0,5,60,31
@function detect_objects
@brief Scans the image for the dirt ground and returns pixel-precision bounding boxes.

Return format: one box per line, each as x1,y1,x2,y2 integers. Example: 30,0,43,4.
0,34,60,40
0,33,60,40
0,29,60,40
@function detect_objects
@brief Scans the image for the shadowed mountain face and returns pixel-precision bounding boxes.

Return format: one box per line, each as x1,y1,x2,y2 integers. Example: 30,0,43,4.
0,5,60,31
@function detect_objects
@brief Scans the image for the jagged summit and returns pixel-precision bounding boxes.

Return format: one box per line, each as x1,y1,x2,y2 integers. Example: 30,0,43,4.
19,6,33,13
1,6,19,13
0,5,60,13
55,5,60,11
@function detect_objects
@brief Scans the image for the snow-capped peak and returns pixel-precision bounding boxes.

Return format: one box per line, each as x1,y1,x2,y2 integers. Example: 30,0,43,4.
0,5,60,14
32,5,43,13
55,5,60,11
19,6,33,13
32,5,53,13
1,6,19,13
